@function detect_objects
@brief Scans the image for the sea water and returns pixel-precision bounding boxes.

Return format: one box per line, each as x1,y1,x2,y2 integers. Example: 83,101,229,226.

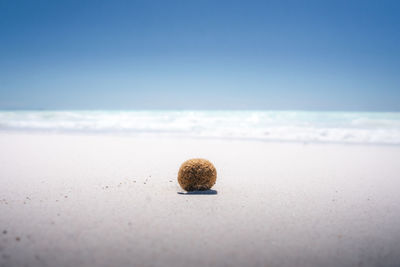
0,110,400,145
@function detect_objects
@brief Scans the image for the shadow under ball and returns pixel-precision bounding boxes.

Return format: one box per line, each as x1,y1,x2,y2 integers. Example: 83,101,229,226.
178,158,217,191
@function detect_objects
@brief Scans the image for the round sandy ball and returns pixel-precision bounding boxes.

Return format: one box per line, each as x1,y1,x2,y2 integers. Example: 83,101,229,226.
178,158,217,191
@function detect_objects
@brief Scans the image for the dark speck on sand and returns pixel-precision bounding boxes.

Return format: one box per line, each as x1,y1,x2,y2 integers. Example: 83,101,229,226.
16,237,20,241
2,230,6,234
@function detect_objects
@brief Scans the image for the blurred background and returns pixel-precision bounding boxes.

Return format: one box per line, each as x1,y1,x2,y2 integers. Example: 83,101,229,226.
1,0,399,144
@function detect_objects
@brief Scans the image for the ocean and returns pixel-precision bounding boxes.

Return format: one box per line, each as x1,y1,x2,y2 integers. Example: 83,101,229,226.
1,110,400,145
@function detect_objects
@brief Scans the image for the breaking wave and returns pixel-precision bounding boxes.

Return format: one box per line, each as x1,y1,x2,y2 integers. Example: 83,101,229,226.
1,110,400,145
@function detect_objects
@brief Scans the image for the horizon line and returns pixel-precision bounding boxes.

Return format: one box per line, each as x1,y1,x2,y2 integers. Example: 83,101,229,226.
0,108,399,113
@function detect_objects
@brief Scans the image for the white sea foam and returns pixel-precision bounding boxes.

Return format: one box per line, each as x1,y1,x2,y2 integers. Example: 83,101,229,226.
1,111,400,145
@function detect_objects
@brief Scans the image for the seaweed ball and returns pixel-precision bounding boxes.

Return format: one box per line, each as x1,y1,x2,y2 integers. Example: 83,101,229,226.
178,158,217,191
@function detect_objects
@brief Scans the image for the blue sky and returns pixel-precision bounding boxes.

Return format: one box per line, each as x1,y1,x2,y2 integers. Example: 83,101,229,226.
0,0,399,110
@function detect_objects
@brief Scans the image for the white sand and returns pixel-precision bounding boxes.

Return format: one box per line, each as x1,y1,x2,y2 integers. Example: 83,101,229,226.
1,132,400,267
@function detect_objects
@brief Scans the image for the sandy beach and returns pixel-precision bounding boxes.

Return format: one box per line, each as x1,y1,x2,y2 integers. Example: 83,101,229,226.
1,132,400,267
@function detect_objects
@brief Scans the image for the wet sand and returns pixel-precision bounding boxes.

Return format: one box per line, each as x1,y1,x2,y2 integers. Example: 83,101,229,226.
1,132,400,267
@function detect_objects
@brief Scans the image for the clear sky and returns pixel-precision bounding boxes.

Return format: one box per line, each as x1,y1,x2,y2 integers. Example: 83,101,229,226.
1,0,399,110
